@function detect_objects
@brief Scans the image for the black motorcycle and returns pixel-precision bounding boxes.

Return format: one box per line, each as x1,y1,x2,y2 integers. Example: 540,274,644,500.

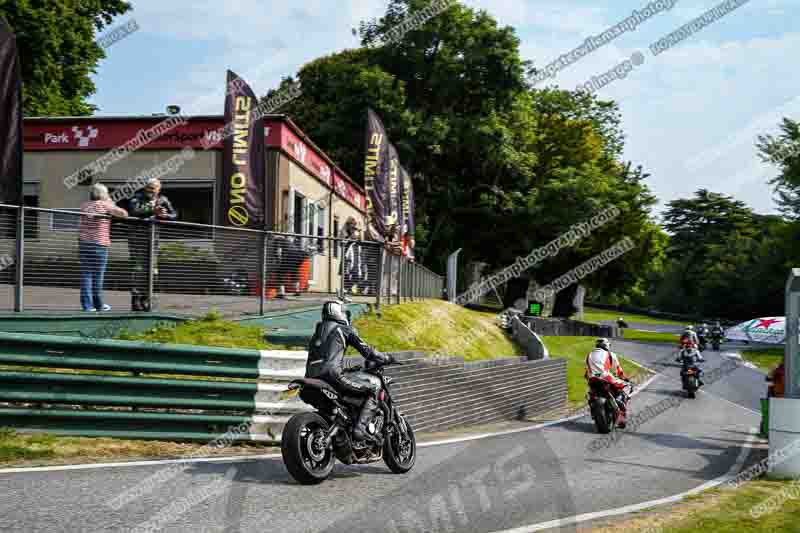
281,359,416,485
711,332,723,351
697,335,708,352
587,378,634,434
677,349,703,399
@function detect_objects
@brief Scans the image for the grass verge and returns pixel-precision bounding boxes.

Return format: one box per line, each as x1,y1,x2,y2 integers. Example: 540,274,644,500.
739,348,785,373
585,479,800,533
582,307,686,327
541,336,652,406
621,329,681,344
0,428,275,467
349,300,522,361
118,311,299,350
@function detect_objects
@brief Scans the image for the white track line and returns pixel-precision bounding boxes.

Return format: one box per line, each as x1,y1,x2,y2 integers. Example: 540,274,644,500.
490,427,758,533
0,373,663,475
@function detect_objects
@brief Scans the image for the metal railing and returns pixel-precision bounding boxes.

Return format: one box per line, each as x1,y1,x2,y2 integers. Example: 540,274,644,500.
0,204,445,318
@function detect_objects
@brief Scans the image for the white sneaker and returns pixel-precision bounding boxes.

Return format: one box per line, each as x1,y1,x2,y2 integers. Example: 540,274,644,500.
85,308,97,312
100,304,112,312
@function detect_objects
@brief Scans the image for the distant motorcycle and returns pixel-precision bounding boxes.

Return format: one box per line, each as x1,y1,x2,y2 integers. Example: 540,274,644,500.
587,378,634,434
711,332,724,351
281,358,416,485
677,348,704,399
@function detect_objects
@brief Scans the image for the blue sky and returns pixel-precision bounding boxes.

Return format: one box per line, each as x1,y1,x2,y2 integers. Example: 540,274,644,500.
89,0,799,216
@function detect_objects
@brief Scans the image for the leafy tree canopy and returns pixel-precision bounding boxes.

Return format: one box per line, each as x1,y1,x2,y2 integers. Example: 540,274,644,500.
1,0,132,116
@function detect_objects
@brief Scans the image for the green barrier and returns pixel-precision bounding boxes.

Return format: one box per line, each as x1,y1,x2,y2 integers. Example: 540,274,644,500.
761,398,770,438
0,332,306,442
0,331,264,378
0,407,287,442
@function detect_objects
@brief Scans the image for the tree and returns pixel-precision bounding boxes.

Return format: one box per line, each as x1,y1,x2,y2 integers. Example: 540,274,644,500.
278,0,661,315
1,0,131,116
757,118,800,219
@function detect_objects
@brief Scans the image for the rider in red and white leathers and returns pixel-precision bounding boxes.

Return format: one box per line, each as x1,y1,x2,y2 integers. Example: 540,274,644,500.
586,338,630,427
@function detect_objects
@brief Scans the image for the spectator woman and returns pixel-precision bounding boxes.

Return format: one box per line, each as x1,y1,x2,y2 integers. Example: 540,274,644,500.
79,183,128,311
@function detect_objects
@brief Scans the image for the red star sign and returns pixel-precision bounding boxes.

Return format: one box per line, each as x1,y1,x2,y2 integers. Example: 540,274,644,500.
754,318,782,329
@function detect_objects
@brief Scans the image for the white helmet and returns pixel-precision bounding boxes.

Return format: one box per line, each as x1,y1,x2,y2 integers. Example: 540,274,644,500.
596,338,611,351
322,301,349,325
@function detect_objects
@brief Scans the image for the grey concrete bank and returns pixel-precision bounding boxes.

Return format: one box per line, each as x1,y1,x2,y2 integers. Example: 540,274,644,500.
521,316,618,338
373,352,567,433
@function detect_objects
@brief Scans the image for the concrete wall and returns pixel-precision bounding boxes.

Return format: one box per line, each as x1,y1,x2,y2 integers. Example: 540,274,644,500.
521,316,618,338
365,353,567,433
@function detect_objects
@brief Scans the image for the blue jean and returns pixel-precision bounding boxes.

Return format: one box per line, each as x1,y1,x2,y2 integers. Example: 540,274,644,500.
79,240,109,310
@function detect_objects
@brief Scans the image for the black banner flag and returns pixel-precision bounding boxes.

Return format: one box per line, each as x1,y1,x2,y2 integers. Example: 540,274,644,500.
387,142,401,233
220,70,265,228
400,165,415,254
363,108,389,241
0,17,22,206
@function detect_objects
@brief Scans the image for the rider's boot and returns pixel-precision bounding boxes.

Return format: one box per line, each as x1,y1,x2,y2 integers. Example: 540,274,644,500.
353,397,379,443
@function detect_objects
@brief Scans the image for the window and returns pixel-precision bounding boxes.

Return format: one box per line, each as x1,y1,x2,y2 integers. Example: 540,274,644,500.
293,192,305,234
108,182,214,240
317,205,326,253
23,194,39,239
51,208,82,232
161,186,214,226
307,202,316,237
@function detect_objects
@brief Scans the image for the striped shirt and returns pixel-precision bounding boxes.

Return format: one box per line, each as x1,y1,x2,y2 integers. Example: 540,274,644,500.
79,200,128,246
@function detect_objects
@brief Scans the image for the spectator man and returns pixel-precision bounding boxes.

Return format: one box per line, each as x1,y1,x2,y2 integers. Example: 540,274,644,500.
126,178,177,311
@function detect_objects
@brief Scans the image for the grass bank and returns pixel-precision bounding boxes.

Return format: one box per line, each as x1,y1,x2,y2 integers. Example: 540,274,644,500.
541,336,651,405
739,347,785,373
588,479,800,533
349,300,522,361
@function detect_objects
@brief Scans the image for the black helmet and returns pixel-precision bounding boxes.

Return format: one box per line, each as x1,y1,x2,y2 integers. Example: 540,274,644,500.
322,301,349,325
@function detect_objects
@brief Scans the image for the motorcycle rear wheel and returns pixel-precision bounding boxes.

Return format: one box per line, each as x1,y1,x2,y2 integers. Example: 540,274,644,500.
384,416,416,474
591,402,612,434
281,412,336,485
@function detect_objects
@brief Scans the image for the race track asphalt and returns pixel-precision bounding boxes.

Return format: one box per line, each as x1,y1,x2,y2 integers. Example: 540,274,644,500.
0,342,764,533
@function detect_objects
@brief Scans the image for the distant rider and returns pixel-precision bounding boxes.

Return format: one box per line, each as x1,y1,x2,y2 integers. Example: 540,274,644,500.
697,323,710,345
304,301,394,443
710,321,725,341
585,338,630,428
676,342,705,387
679,326,705,362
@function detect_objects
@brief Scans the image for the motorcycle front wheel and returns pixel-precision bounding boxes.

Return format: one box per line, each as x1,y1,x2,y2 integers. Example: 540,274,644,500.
384,416,416,474
281,412,336,485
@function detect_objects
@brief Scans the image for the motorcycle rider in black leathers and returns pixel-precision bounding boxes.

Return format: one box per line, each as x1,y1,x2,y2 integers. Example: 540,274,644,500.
305,301,394,443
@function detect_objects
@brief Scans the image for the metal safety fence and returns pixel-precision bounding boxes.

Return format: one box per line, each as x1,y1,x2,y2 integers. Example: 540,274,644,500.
0,204,445,318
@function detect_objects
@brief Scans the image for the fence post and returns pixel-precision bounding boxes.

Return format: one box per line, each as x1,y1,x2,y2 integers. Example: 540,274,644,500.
14,206,24,312
147,222,156,311
259,232,268,316
376,245,385,311
395,255,401,305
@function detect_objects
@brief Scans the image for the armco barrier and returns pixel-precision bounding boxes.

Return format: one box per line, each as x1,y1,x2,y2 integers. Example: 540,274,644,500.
0,333,568,442
510,315,549,360
521,316,618,338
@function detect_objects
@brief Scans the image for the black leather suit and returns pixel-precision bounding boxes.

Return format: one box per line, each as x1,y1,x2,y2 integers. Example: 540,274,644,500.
305,315,389,441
